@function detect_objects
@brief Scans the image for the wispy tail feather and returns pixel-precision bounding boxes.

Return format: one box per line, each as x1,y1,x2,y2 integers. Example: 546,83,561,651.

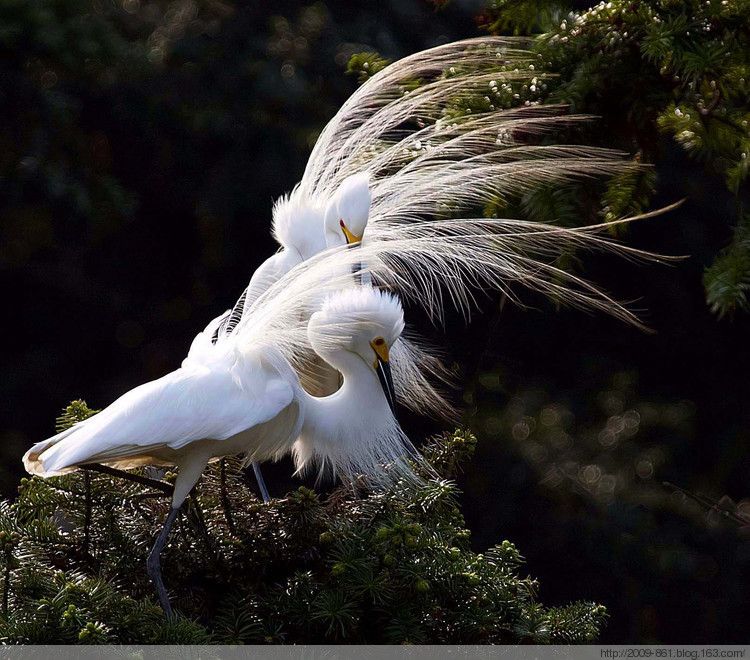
22,421,92,476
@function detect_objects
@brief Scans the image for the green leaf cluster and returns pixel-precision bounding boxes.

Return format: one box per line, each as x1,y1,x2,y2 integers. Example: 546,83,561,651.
704,215,750,317
477,0,569,35
346,52,391,83
0,410,606,644
474,0,750,316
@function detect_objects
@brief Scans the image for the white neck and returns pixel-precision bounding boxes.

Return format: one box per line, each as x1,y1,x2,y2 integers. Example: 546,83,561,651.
295,349,394,475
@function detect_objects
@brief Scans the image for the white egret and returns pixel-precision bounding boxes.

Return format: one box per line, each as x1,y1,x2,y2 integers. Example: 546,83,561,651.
25,285,408,615
211,195,326,341
213,170,372,348
202,172,373,497
205,185,328,500
323,172,371,247
212,169,372,347
22,36,674,616
212,37,666,427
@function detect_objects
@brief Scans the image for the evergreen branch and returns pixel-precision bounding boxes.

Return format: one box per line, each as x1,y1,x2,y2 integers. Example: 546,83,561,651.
1,406,607,643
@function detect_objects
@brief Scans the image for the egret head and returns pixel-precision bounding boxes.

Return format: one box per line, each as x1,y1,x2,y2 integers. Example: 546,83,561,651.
296,287,420,488
272,191,327,260
308,287,403,414
324,173,372,247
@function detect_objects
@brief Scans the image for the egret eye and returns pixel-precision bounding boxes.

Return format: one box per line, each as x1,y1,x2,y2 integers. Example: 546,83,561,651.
370,336,390,370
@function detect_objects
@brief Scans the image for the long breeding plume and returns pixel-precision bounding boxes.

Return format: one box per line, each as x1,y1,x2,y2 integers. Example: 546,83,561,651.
27,38,674,481
221,38,673,423
21,37,677,617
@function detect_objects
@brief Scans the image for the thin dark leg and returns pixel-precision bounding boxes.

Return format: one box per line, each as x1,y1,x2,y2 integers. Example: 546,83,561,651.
219,458,236,534
252,461,270,503
147,506,181,617
82,463,174,496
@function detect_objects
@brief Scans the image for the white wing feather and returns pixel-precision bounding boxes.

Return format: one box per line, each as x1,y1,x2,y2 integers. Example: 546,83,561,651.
24,345,295,476
24,38,671,486
210,248,303,346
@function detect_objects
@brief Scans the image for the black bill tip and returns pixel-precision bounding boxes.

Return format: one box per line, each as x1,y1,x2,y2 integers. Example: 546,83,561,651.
375,358,397,417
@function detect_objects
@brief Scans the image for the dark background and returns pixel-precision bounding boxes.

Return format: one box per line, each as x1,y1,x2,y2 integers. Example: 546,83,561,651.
1,0,748,644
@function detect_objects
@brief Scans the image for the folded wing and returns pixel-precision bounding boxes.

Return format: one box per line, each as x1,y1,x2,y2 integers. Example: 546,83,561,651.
24,346,296,476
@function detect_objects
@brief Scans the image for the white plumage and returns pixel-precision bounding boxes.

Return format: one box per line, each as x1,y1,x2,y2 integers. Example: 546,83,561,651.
211,38,663,420
24,283,409,616
25,287,408,497
22,37,672,615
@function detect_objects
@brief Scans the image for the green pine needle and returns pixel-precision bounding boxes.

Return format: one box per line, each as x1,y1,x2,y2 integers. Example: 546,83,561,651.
0,410,607,644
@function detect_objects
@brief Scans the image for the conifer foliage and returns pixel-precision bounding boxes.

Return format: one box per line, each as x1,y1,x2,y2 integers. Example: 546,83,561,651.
0,402,606,644
473,0,750,316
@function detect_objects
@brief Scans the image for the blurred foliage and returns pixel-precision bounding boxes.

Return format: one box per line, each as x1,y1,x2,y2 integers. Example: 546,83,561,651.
0,0,334,260
703,214,750,316
0,411,605,644
476,369,700,509
465,341,750,643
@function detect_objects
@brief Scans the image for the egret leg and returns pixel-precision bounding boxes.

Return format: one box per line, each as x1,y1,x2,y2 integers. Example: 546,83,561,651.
252,461,270,503
147,506,181,617
146,453,210,617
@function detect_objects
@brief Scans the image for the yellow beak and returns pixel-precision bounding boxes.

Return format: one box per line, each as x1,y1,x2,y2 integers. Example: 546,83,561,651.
370,340,390,367
339,219,362,245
